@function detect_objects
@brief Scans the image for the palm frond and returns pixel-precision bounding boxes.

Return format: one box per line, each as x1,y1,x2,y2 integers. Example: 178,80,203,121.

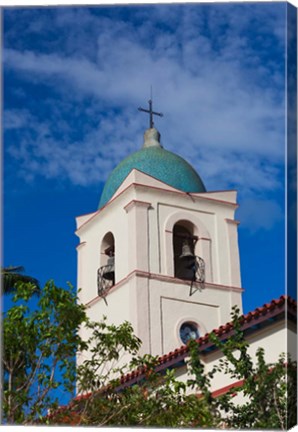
1,266,40,295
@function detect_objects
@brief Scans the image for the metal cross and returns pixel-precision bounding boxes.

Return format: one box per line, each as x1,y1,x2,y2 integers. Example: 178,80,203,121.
138,99,163,128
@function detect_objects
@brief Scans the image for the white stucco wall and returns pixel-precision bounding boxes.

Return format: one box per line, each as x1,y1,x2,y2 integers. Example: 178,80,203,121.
75,169,243,365
145,276,242,356
74,169,294,407
171,320,293,398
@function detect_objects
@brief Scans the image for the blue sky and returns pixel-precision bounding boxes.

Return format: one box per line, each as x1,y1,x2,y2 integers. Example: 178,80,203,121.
3,3,289,314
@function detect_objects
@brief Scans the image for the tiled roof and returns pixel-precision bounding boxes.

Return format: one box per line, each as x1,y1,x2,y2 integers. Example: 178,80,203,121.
74,294,296,400
117,295,296,387
49,295,296,424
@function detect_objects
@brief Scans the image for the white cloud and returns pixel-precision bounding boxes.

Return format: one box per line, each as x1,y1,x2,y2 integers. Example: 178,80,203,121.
4,31,285,158
4,5,286,230
4,109,32,130
237,198,284,233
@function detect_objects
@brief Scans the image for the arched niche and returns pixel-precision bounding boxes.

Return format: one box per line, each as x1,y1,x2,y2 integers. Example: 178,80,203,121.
163,211,212,282
173,221,197,280
98,232,115,290
100,232,115,266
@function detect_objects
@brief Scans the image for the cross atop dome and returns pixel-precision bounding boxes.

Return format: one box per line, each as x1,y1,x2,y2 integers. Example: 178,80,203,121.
138,99,163,128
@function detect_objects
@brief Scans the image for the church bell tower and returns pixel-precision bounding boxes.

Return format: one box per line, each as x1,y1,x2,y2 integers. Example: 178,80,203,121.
75,103,243,357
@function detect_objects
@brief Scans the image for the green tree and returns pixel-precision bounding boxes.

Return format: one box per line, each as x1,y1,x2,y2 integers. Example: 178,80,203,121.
69,306,295,429
1,266,40,295
2,280,86,424
209,306,297,430
51,325,218,428
3,283,296,429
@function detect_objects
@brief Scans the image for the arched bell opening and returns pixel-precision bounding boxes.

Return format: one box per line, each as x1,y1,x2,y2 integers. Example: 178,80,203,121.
98,232,115,298
173,221,197,281
101,232,115,266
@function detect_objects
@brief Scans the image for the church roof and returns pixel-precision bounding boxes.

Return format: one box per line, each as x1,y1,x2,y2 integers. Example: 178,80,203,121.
98,128,206,208
48,291,295,424
115,295,296,389
72,295,296,402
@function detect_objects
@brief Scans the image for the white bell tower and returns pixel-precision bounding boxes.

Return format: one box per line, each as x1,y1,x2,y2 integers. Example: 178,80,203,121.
75,126,243,357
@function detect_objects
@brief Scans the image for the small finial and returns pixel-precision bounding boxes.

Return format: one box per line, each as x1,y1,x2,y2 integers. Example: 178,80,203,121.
138,94,163,128
143,128,162,148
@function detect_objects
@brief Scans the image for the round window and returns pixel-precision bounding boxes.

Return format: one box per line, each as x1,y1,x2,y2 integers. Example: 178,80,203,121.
179,322,200,345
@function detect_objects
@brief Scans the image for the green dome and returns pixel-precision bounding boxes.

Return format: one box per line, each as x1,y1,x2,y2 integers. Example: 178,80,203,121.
99,129,206,208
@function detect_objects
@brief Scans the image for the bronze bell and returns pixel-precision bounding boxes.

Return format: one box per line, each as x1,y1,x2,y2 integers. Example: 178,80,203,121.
176,240,195,280
103,256,115,281
179,240,194,259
